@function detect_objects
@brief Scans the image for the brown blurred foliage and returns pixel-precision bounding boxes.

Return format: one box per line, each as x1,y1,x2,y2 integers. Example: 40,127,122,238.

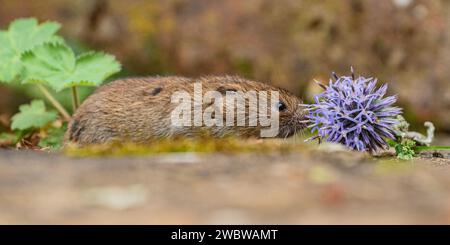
0,0,449,131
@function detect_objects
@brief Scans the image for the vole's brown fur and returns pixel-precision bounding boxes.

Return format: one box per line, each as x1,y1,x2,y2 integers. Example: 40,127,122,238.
65,76,306,145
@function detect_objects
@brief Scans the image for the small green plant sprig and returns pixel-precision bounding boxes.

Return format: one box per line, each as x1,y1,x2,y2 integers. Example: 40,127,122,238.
389,115,450,160
0,18,121,149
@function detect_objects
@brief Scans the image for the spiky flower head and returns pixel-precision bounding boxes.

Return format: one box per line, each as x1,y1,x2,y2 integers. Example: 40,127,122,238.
306,68,402,152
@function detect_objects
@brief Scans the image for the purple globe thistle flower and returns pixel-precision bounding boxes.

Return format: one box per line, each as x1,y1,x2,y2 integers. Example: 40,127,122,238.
305,68,402,152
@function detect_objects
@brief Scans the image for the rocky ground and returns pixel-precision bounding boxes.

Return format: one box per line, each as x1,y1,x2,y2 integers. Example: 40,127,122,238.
0,142,449,225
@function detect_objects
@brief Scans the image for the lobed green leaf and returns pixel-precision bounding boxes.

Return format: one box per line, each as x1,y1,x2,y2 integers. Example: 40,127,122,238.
21,43,121,91
0,18,60,82
11,100,58,131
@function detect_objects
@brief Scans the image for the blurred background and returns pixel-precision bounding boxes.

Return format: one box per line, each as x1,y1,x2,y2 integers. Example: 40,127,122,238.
0,0,449,133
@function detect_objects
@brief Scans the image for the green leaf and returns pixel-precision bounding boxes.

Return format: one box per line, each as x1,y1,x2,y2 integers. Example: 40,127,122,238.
21,42,121,91
387,139,397,147
38,123,67,149
11,100,58,131
393,139,416,160
0,18,60,82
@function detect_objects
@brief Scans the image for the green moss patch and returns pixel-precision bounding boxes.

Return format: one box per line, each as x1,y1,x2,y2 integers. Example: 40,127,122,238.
64,137,309,157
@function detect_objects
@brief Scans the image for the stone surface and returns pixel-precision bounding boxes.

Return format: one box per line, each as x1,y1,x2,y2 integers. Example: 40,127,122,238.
0,149,449,224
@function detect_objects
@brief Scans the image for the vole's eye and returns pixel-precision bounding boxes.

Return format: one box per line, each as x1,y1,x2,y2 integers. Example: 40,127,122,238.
277,101,287,111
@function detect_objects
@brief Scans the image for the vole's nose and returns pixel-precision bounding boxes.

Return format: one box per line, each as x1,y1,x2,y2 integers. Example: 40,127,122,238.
296,104,310,129
298,117,310,129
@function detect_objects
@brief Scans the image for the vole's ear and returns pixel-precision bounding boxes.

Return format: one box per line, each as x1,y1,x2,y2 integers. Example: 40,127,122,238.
151,87,163,96
216,86,237,95
143,87,163,96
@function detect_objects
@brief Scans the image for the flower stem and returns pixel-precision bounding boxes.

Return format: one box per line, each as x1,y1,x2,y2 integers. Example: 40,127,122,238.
71,86,79,111
36,83,71,121
415,146,450,152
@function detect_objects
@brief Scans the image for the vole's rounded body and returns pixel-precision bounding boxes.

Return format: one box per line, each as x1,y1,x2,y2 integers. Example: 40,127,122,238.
65,76,306,145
